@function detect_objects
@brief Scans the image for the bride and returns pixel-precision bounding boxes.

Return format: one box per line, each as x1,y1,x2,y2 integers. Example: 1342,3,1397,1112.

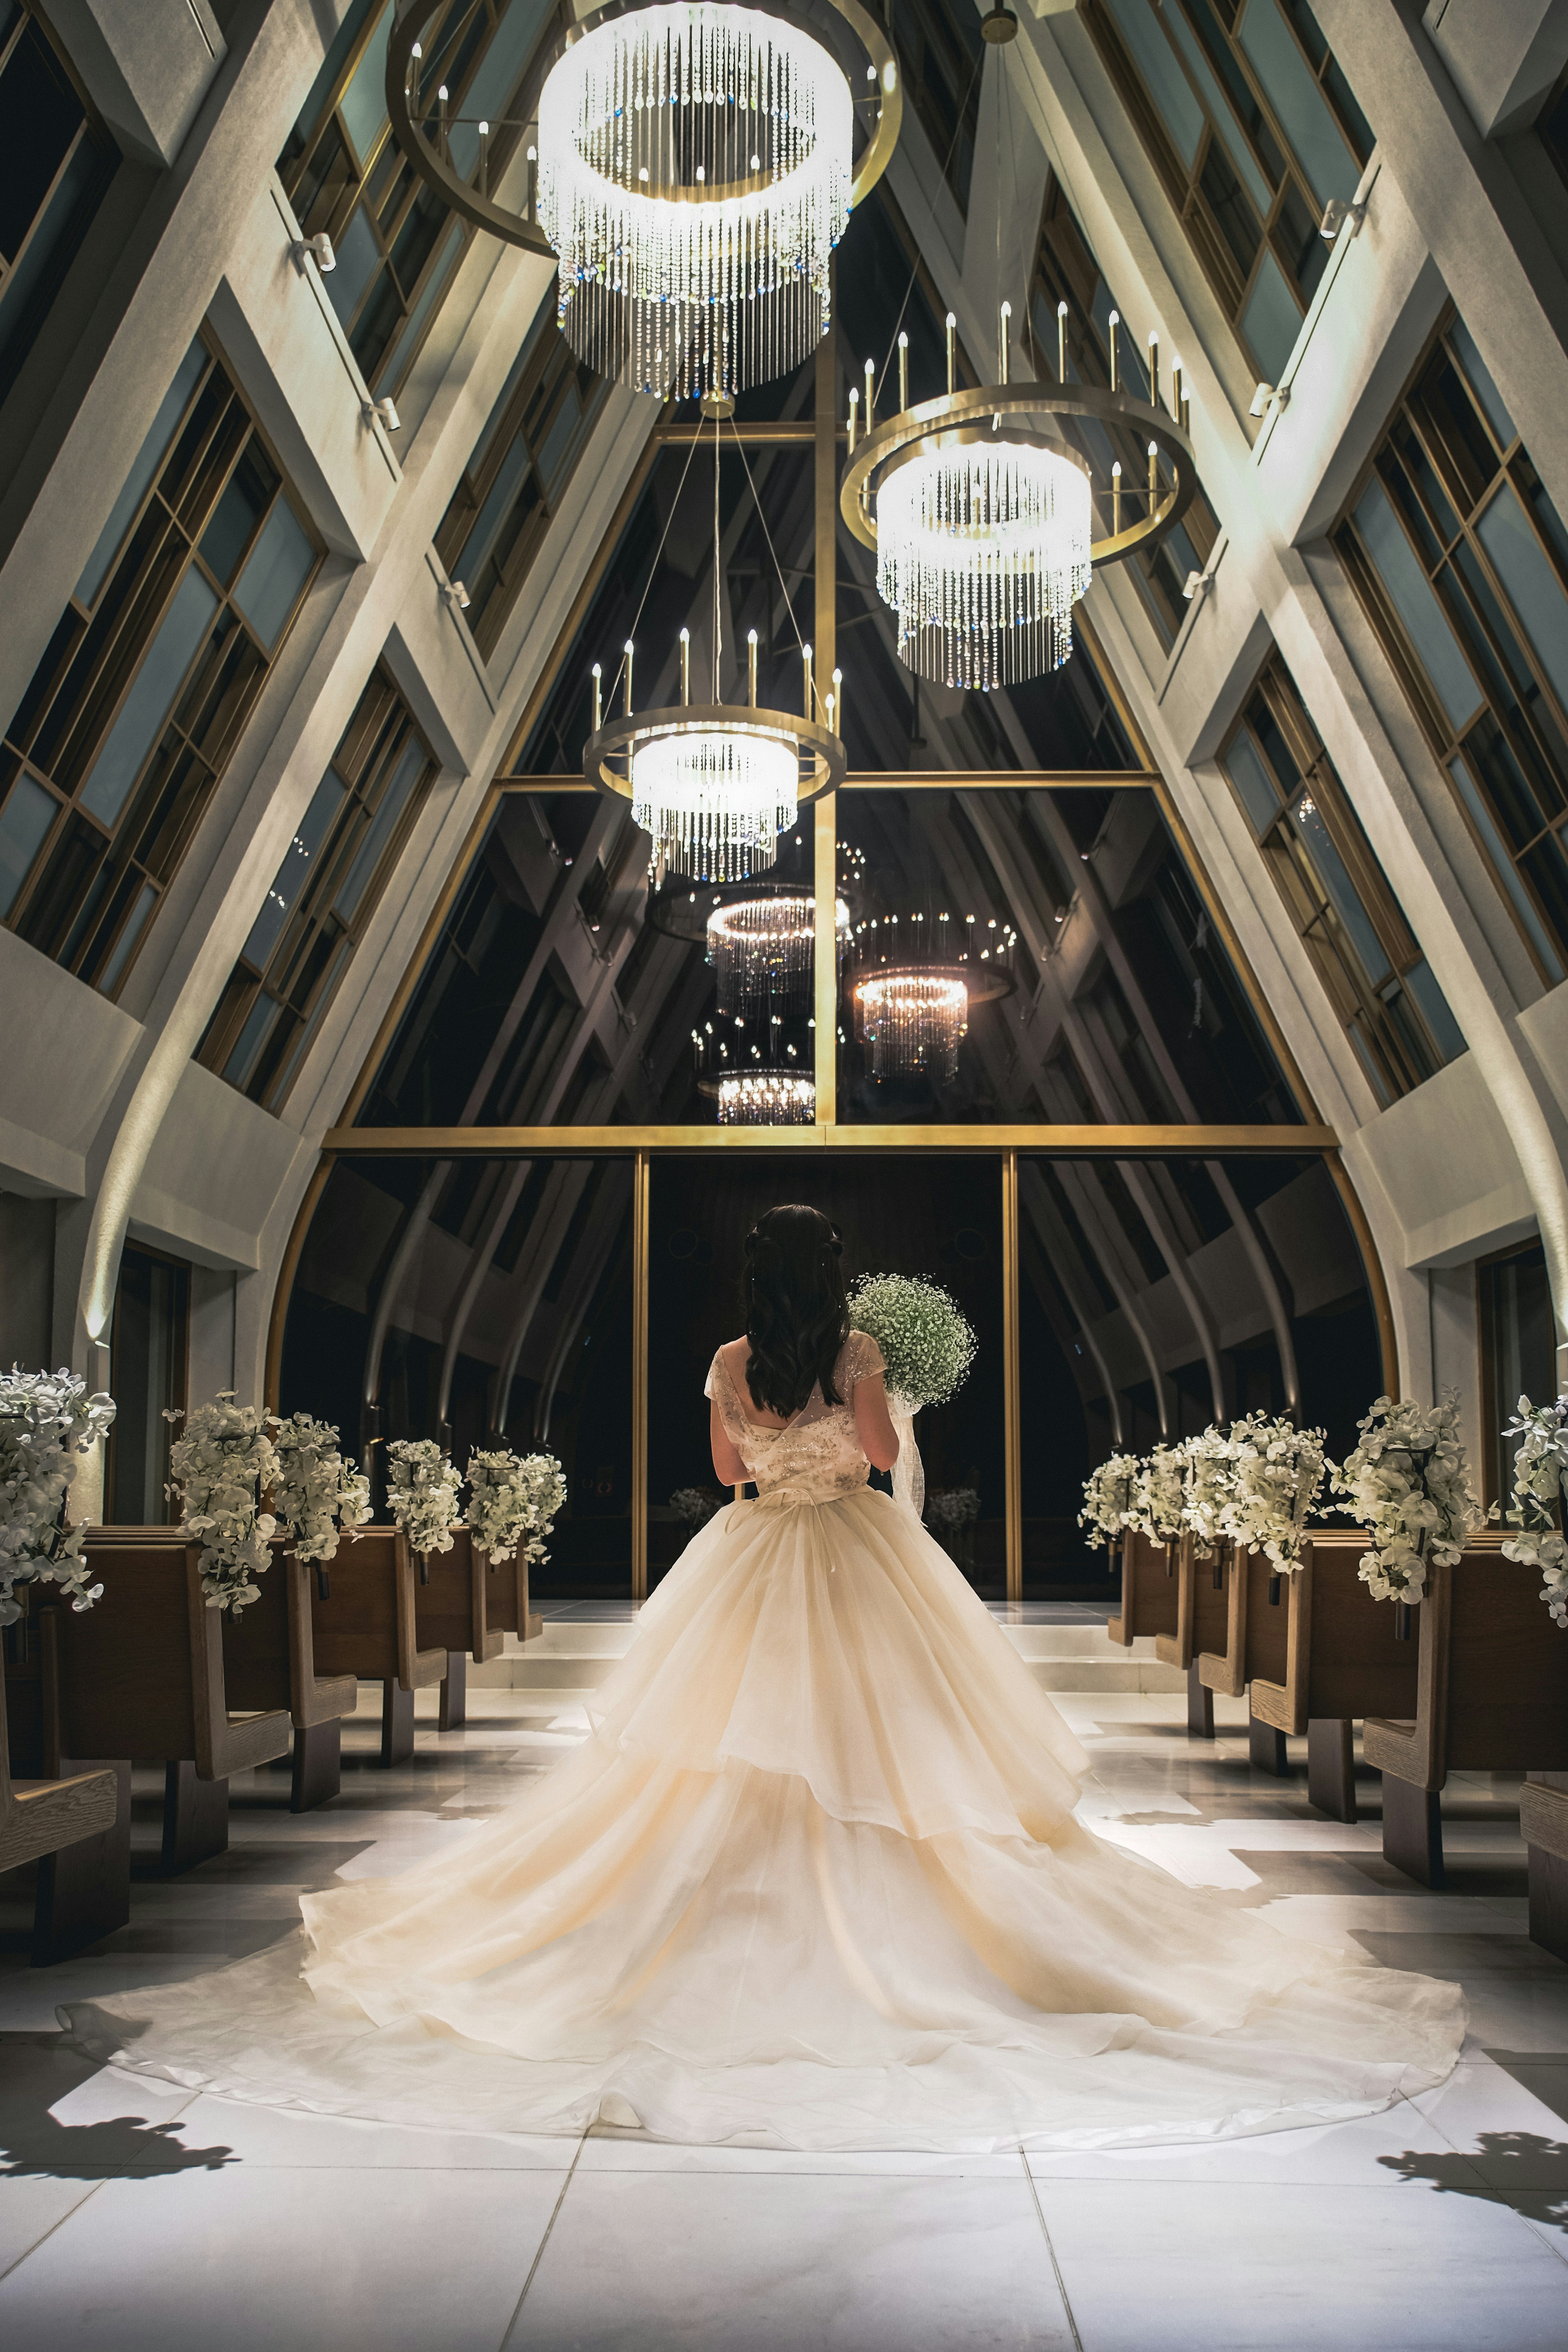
67,1204,1463,2150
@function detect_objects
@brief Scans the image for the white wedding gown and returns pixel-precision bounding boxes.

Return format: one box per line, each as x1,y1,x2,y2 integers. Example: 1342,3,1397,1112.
64,1333,1464,2151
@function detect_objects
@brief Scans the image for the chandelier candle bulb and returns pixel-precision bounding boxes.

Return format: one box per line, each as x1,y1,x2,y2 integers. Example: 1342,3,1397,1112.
1147,440,1158,505
1171,358,1183,422
747,628,758,707
1112,461,1121,536
1148,332,1159,409
865,356,875,420
1108,309,1119,391
478,120,489,198
680,628,690,707
898,332,909,412
1056,300,1067,385
946,311,956,395
802,642,813,717
526,144,537,219
592,662,602,732
998,301,1011,387
848,384,858,453
624,639,634,716
832,666,843,737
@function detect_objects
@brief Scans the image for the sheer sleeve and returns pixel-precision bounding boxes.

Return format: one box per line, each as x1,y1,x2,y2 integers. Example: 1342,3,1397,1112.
841,1330,886,1390
706,1350,751,1453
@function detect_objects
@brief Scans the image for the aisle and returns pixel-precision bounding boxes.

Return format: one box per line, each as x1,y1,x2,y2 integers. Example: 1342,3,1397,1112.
0,1651,1564,2351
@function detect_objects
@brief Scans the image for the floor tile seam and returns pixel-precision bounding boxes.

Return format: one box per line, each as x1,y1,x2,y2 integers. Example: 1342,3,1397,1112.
0,2173,111,2287
497,2129,589,2350
1019,2153,1087,2352
1512,2204,1568,2270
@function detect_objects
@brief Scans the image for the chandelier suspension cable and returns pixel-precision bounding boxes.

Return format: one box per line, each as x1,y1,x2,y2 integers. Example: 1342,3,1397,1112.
604,418,703,716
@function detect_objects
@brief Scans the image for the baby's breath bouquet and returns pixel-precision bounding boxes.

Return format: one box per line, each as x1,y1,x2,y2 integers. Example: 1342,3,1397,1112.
0,1367,116,1625
1499,1394,1568,1629
1079,1453,1140,1550
670,1485,722,1536
468,1448,566,1568
270,1412,370,1596
1330,1392,1490,1607
846,1273,977,1412
1221,1412,1326,1574
166,1394,280,1614
1129,1443,1185,1545
1180,1427,1236,1556
385,1438,463,1563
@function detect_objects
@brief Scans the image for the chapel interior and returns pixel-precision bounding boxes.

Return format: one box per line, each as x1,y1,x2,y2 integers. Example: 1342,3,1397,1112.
2,1,1568,2345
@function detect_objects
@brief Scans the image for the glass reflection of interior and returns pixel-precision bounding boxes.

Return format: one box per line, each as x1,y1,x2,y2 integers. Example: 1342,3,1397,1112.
1480,1239,1554,1509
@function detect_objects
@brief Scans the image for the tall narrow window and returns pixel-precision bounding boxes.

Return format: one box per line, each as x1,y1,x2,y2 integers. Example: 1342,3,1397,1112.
0,2,118,405
1032,174,1221,648
1081,0,1370,386
1219,653,1466,1104
0,332,323,996
891,0,983,214
106,1243,188,1526
278,0,569,400
1480,1238,1554,1508
1538,61,1568,194
198,667,435,1110
434,307,607,659
1334,309,1568,987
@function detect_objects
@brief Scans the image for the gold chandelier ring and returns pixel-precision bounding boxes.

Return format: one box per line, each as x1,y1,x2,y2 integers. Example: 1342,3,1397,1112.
584,704,847,805
385,0,902,258
839,384,1197,568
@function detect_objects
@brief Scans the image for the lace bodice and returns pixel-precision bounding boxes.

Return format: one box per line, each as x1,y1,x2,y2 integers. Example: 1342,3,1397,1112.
707,1330,886,1504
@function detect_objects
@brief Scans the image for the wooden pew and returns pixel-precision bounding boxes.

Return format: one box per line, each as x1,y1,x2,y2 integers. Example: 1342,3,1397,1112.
222,1544,358,1810
68,1531,292,1872
0,1639,124,1966
1520,1771,1568,1964
1247,1530,1416,1823
411,1528,502,1731
1153,1535,1229,1739
477,1530,544,1648
1363,1535,1568,1887
1196,1532,1368,1811
1107,1533,1179,1648
308,1526,447,1766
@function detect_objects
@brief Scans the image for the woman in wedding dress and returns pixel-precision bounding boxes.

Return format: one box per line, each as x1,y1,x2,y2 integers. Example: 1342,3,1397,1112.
67,1205,1464,2151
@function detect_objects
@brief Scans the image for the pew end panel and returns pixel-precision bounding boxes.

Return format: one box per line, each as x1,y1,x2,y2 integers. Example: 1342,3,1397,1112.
1108,1535,1179,1649
1197,1548,1249,1698
1521,1773,1568,1964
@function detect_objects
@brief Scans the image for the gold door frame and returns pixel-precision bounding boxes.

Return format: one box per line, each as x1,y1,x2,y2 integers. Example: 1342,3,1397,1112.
266,333,1399,1603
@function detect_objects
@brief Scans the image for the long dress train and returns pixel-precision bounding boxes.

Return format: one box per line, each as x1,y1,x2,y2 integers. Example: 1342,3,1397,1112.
62,1333,1465,2151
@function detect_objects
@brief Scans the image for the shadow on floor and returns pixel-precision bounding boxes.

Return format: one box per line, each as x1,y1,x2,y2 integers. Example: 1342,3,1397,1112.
0,2035,235,2182
1379,2134,1568,2234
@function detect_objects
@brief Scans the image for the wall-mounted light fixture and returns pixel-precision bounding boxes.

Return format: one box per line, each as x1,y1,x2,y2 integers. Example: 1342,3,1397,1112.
292,231,336,274
443,579,471,612
1182,569,1213,604
1248,380,1291,419
1319,196,1366,242
363,396,401,432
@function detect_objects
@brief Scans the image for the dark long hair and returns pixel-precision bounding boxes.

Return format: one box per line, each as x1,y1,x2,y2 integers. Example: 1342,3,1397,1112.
742,1205,849,1417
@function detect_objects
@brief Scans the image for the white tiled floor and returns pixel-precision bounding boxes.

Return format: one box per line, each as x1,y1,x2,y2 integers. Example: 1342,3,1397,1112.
2,1686,1565,2350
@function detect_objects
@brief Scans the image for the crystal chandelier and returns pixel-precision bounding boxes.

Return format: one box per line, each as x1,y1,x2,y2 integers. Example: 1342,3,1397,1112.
632,720,800,883
539,3,851,401
705,891,850,1013
842,301,1198,689
876,442,1091,690
855,970,969,1081
716,1070,816,1124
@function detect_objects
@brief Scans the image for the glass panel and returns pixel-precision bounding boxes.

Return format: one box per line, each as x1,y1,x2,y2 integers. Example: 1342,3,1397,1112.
77,339,206,607
1104,0,1205,166
1290,802,1391,983
648,1157,1005,1597
835,786,1302,1126
1238,247,1300,382
233,496,315,648
1401,956,1468,1062
449,0,556,175
337,0,393,167
1027,1149,1381,1595
199,443,277,585
1449,317,1516,454
221,989,277,1092
1223,730,1282,833
324,201,382,328
1449,750,1565,980
454,431,533,581
96,877,157,993
378,219,463,388
107,1244,187,1524
1163,5,1273,215
1483,1242,1554,1504
1475,482,1568,724
1354,476,1482,733
78,568,219,826
243,771,348,970
278,1154,635,1600
1238,0,1358,207
332,736,427,923
0,770,56,917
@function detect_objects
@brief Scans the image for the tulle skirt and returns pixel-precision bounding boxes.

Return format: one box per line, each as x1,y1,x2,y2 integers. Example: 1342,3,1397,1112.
62,1487,1465,2150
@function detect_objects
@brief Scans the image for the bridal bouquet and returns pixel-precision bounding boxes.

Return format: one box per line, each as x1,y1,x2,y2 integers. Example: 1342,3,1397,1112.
468,1448,566,1567
1500,1393,1568,1629
1079,1453,1140,1547
1181,1426,1236,1555
1330,1392,1489,1606
1129,1443,1185,1545
166,1395,280,1613
270,1412,371,1566
0,1366,117,1626
385,1439,463,1558
846,1273,977,1413
1221,1412,1327,1574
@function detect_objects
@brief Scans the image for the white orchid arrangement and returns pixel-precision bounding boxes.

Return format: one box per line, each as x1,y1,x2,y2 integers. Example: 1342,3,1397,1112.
1180,1426,1236,1555
1330,1391,1490,1606
467,1448,566,1567
0,1367,116,1626
846,1274,977,1413
1079,1453,1140,1547
1499,1393,1568,1630
385,1438,463,1558
166,1394,280,1614
1129,1443,1185,1545
270,1412,370,1579
1221,1412,1327,1574
926,1486,981,1535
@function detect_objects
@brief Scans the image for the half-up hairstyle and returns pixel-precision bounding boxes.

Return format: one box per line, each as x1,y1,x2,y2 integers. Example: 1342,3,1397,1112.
742,1205,849,1417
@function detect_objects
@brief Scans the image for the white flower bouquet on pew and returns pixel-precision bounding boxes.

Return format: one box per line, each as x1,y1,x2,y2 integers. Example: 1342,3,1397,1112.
1499,1393,1568,1630
270,1412,371,1596
0,1367,116,1625
1180,1426,1236,1556
468,1448,566,1568
1079,1453,1141,1550
1129,1443,1185,1546
1221,1412,1327,1575
385,1438,463,1560
166,1394,280,1613
1330,1392,1490,1607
